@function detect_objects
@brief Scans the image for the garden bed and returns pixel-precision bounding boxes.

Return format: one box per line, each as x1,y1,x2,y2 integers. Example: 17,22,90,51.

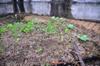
0,16,100,66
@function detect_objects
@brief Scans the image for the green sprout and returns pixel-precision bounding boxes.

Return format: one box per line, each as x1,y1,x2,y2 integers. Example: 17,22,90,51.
0,27,6,33
46,21,56,33
22,20,35,33
64,28,70,33
44,63,51,66
51,16,60,20
78,34,89,42
36,47,43,54
0,26,7,34
51,16,56,19
0,47,4,54
7,24,13,29
67,24,75,29
55,17,60,20
0,43,5,54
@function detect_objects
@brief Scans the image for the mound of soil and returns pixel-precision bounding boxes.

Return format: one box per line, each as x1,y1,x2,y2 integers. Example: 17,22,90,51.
0,16,100,66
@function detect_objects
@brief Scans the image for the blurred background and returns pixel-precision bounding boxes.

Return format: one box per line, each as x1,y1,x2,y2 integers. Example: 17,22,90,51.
0,0,100,21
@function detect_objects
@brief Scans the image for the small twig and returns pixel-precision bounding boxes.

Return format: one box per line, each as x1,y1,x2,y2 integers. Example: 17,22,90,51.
72,36,85,66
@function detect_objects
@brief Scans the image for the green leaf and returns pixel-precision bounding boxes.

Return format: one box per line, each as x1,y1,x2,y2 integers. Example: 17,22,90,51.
64,28,70,33
7,24,13,28
22,28,30,33
0,47,4,53
46,21,56,33
0,26,6,34
36,47,43,54
79,34,89,42
55,17,60,20
21,20,35,33
51,16,56,19
16,38,20,42
0,44,4,54
67,24,75,29
44,63,51,66
51,16,60,20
